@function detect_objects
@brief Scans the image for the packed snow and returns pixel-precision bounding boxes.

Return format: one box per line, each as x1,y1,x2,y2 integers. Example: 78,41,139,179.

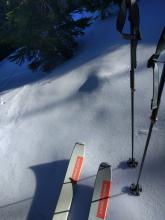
0,1,165,220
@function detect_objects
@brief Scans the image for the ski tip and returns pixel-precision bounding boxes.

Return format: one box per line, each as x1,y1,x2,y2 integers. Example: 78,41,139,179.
100,162,111,169
75,142,85,147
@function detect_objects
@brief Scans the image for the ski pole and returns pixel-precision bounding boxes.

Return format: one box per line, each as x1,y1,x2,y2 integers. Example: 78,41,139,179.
130,27,165,195
130,64,165,196
117,0,141,168
127,20,138,168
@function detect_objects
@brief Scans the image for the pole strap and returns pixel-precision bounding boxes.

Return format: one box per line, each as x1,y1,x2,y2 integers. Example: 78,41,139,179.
147,27,165,110
116,0,141,41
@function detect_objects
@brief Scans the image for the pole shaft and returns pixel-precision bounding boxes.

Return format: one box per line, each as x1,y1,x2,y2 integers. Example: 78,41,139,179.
131,90,134,160
136,122,154,185
136,64,165,186
130,21,135,161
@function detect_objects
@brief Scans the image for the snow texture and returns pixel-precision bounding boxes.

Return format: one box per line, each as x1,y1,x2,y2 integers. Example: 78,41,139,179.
0,0,165,219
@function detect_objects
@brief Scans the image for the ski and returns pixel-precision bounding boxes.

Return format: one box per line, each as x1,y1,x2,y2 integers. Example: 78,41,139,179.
52,143,85,220
88,163,112,220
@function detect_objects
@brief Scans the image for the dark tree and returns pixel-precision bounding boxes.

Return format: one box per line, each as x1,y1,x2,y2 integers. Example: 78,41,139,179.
0,0,119,70
1,0,90,71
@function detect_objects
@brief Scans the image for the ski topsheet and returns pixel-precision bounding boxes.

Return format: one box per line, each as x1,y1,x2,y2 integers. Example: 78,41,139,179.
52,143,85,220
88,163,112,220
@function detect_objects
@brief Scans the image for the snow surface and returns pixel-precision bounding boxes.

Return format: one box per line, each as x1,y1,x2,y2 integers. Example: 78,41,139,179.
0,1,165,219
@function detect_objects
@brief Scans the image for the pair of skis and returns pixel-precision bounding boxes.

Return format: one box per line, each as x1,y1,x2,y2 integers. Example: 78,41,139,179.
52,143,112,220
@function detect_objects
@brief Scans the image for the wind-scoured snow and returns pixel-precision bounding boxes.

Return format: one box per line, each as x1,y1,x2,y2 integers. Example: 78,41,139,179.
0,1,165,220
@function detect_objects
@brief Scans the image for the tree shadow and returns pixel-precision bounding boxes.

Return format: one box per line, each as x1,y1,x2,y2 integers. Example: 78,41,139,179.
0,65,45,93
5,60,145,125
79,73,100,93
